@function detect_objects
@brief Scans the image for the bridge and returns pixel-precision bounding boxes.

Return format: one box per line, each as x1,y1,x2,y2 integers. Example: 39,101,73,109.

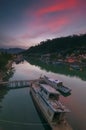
0,79,38,89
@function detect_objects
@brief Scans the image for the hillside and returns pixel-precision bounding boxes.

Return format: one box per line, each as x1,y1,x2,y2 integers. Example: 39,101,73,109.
24,34,86,55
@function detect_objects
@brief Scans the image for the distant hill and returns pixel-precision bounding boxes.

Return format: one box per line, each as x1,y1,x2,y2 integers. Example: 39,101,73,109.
24,34,86,55
0,48,26,54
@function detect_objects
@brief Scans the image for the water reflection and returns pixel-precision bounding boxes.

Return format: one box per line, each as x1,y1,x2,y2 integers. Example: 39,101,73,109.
0,88,51,130
0,89,8,112
27,59,86,81
0,60,86,130
9,61,47,80
0,67,15,111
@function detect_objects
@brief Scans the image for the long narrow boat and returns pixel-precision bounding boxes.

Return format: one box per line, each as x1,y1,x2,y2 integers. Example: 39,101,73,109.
43,76,71,94
30,81,73,130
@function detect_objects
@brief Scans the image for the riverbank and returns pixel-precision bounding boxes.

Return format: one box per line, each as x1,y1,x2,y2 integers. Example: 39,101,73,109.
0,53,15,87
0,60,13,82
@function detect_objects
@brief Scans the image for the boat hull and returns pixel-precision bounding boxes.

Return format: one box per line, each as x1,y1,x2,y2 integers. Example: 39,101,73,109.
30,87,54,123
30,86,73,130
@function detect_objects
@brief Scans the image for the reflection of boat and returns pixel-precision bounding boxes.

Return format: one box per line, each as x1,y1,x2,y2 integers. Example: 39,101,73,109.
70,64,82,71
30,81,72,130
43,76,71,94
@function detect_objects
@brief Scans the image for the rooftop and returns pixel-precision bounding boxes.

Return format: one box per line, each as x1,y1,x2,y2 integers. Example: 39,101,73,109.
40,83,60,94
49,78,62,84
44,76,62,84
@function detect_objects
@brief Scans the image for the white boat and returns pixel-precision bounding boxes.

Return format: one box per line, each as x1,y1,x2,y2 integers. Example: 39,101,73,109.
30,81,73,130
70,64,82,71
43,76,71,94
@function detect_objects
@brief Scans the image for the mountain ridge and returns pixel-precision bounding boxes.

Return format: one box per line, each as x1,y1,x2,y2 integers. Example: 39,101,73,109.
0,48,25,54
24,34,86,55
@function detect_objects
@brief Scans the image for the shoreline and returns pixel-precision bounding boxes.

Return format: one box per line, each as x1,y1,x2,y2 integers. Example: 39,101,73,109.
0,60,13,82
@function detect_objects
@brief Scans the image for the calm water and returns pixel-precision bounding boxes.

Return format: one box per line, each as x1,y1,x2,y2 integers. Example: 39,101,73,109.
0,60,86,130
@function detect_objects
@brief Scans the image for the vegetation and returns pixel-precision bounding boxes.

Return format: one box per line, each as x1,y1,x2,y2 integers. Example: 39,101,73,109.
0,52,12,70
24,34,86,55
0,52,14,82
27,59,86,81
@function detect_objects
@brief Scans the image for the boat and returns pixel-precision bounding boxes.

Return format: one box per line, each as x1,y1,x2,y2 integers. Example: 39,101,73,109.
70,64,82,71
43,76,71,94
30,81,73,130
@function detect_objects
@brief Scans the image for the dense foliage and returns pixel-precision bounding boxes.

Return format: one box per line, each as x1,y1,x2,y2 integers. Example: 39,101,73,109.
25,34,86,55
0,52,12,70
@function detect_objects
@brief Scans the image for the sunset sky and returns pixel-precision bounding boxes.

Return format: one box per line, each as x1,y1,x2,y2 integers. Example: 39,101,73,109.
0,0,86,49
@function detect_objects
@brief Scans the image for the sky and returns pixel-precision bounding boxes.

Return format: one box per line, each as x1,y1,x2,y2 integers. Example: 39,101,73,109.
0,0,86,49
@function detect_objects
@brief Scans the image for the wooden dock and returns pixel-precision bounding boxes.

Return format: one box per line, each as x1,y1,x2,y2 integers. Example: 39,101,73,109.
0,79,38,89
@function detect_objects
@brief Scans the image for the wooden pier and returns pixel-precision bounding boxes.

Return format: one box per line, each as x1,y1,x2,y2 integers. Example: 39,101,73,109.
0,79,38,89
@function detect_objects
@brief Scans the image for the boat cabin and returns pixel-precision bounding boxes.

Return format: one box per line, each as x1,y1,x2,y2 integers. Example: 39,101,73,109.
39,84,60,100
39,84,67,122
44,75,71,94
44,75,63,87
31,82,69,122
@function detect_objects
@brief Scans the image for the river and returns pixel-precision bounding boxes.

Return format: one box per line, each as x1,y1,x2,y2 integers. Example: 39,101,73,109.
0,60,86,130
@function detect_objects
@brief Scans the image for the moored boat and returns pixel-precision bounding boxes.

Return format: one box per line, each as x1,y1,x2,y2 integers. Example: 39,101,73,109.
70,64,82,71
30,81,73,130
43,76,71,94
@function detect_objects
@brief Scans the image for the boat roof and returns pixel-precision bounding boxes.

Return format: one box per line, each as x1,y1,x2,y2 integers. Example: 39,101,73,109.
40,84,60,94
44,76,62,84
49,78,62,84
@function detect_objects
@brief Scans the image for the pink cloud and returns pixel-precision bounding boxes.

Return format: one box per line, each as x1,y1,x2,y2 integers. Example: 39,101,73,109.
35,0,78,16
25,0,79,17
22,0,86,43
21,29,49,39
24,0,82,32
21,15,70,40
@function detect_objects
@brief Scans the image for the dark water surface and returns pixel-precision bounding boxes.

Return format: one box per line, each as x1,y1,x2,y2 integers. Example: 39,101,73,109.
0,61,86,130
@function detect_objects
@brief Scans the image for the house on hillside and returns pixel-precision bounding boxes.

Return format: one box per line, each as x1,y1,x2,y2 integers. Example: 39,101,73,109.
40,54,50,63
65,57,77,63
